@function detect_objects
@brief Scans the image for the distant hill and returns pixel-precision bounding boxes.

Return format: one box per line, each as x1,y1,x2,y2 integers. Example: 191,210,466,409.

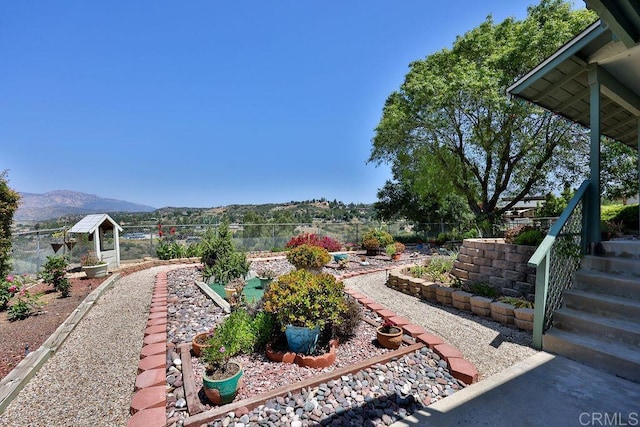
15,190,155,221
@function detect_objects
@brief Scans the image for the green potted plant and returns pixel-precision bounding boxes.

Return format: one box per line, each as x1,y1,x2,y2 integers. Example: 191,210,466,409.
255,267,276,288
200,308,262,405
286,244,331,272
361,228,394,255
263,269,347,354
385,244,397,259
80,251,108,279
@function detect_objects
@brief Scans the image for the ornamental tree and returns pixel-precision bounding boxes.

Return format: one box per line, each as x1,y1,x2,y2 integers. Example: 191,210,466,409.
369,0,596,226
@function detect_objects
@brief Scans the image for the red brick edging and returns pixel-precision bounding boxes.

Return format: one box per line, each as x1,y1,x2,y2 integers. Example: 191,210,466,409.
338,269,479,386
127,265,478,427
128,268,181,427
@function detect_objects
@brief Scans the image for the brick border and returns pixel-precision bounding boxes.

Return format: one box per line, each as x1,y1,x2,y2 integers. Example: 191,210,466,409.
128,266,186,427
343,284,479,386
127,265,478,427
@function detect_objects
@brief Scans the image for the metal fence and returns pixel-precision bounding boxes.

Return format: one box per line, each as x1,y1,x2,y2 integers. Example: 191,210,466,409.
10,218,565,275
9,222,467,274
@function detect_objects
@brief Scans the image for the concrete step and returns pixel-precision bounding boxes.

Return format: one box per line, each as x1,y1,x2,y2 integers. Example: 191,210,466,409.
543,329,640,383
582,255,640,277
564,289,640,322
573,270,640,300
553,308,640,347
600,241,640,259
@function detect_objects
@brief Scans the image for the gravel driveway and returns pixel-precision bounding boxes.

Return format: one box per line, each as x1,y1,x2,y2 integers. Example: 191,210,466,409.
344,271,539,380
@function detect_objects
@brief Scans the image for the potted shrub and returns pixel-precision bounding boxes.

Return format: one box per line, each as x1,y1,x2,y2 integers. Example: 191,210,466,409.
201,309,254,405
394,242,405,257
192,330,214,357
376,319,403,349
263,269,347,354
386,242,405,261
361,228,394,256
80,251,108,279
286,244,331,272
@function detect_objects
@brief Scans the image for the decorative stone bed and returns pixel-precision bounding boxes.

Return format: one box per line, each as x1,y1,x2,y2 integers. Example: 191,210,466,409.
129,264,477,426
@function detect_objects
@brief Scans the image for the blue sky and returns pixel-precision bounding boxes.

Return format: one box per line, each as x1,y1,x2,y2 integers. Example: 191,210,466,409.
1,1,551,208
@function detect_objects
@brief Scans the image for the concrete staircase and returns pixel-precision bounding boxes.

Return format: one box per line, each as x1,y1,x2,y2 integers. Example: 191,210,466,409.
543,241,640,383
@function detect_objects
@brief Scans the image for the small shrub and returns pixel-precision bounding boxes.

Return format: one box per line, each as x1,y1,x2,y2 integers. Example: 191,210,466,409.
361,229,393,249
425,256,455,283
409,265,428,279
513,229,545,246
38,255,70,297
505,225,545,246
331,296,362,341
286,244,331,270
263,269,347,331
200,222,250,283
469,283,497,299
251,311,276,349
498,296,533,309
7,289,44,321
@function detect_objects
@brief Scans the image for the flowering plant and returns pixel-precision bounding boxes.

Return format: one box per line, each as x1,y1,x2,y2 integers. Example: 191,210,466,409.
8,288,44,321
202,309,257,378
0,274,34,310
285,233,342,252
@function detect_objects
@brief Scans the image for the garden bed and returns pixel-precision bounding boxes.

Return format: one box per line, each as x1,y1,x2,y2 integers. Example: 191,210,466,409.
166,267,467,426
0,275,108,380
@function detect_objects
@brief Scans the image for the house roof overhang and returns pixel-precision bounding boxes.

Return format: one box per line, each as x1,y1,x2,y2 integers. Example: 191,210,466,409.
507,18,640,149
585,0,640,48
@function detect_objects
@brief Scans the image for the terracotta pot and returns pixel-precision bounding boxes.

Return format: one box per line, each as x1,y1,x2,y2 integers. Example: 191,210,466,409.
376,326,403,349
224,287,236,300
192,331,212,357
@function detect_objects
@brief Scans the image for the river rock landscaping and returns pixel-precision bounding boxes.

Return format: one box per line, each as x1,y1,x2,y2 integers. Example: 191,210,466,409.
165,261,467,427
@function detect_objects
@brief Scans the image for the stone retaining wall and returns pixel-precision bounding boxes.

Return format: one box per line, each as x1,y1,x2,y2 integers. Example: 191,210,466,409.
452,238,536,300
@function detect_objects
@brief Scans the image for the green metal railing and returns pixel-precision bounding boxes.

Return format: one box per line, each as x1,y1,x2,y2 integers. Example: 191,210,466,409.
528,180,590,349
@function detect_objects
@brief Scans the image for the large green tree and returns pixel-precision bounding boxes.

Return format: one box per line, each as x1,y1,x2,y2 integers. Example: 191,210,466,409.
0,171,20,278
369,0,596,225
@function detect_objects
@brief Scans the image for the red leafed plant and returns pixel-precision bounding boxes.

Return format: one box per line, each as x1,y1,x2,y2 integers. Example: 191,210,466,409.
379,319,399,334
285,233,342,252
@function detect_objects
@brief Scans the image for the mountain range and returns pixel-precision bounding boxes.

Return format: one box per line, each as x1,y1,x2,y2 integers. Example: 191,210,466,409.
15,190,156,222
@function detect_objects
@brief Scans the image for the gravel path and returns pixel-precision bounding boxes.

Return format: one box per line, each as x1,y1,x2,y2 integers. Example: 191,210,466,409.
0,267,165,427
344,271,539,380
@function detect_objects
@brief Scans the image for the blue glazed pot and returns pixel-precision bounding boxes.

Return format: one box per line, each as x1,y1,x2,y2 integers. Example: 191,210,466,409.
285,324,321,354
333,253,348,263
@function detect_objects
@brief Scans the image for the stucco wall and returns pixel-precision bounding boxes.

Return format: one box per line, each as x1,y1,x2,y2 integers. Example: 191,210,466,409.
452,238,536,300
